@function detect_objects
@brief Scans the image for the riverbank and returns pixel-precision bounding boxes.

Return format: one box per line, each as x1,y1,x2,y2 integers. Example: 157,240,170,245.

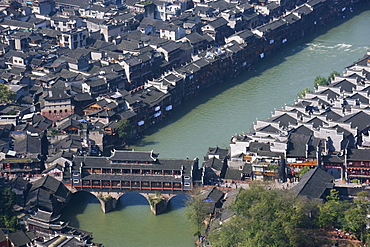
130,2,370,158
61,4,370,246
124,0,368,140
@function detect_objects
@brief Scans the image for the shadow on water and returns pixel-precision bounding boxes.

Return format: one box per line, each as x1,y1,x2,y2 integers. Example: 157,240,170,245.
131,4,370,147
115,192,149,211
168,194,191,210
114,192,191,213
60,191,100,228
144,193,191,214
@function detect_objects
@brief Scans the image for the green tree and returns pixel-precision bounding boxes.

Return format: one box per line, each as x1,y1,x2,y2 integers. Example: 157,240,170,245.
297,87,312,98
115,119,133,140
0,84,16,104
296,166,311,177
327,71,340,83
209,217,249,247
314,76,329,89
185,193,209,237
343,191,369,242
317,189,349,228
209,182,321,247
0,187,17,231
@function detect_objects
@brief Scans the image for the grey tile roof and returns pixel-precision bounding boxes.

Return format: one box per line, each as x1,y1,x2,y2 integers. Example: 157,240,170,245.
287,133,310,157
184,32,206,44
330,79,356,93
349,93,369,104
53,135,83,150
109,150,158,162
337,111,370,131
322,154,344,164
256,124,280,134
44,88,71,101
207,147,228,159
30,175,61,193
8,231,32,247
257,19,287,33
320,109,342,121
330,125,352,137
293,5,313,16
347,149,370,161
55,0,90,8
85,78,106,87
0,230,5,243
293,167,334,199
14,135,41,154
306,117,326,129
207,17,228,30
11,176,30,192
73,93,94,102
203,157,224,171
205,187,224,202
1,18,34,29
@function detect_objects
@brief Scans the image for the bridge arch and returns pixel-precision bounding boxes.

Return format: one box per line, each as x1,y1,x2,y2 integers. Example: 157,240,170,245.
70,185,195,214
167,193,192,210
117,192,150,208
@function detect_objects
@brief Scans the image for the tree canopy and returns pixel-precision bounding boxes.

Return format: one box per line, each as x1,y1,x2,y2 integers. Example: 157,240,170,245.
317,189,349,229
328,71,340,82
314,76,329,89
343,191,369,242
208,183,322,247
115,119,133,140
0,187,18,231
185,192,209,237
297,87,312,98
296,166,311,177
0,84,16,104
208,185,370,246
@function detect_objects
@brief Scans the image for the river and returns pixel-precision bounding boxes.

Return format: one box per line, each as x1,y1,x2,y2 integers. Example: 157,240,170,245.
61,4,370,246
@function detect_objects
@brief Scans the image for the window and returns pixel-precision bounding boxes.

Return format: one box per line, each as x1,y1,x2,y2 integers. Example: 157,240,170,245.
184,183,190,186
73,179,79,183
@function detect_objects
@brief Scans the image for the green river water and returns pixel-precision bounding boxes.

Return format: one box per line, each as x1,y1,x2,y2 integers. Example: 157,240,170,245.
61,5,370,246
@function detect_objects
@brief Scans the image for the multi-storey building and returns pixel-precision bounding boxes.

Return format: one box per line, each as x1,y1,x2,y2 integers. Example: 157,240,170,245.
67,150,199,191
40,88,74,122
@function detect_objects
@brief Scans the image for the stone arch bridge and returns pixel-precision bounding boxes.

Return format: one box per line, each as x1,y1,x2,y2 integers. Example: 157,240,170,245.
68,187,191,215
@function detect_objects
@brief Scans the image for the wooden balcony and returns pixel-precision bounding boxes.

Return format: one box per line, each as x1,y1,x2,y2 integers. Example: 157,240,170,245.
286,160,317,167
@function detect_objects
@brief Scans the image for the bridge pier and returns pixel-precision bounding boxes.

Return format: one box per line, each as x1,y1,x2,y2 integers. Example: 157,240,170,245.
91,192,123,213
144,193,174,215
83,190,180,215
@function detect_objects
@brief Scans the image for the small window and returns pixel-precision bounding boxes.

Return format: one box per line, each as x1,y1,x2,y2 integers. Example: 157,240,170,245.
73,179,79,183
184,183,190,186
54,110,57,113
184,176,190,179
60,109,63,113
